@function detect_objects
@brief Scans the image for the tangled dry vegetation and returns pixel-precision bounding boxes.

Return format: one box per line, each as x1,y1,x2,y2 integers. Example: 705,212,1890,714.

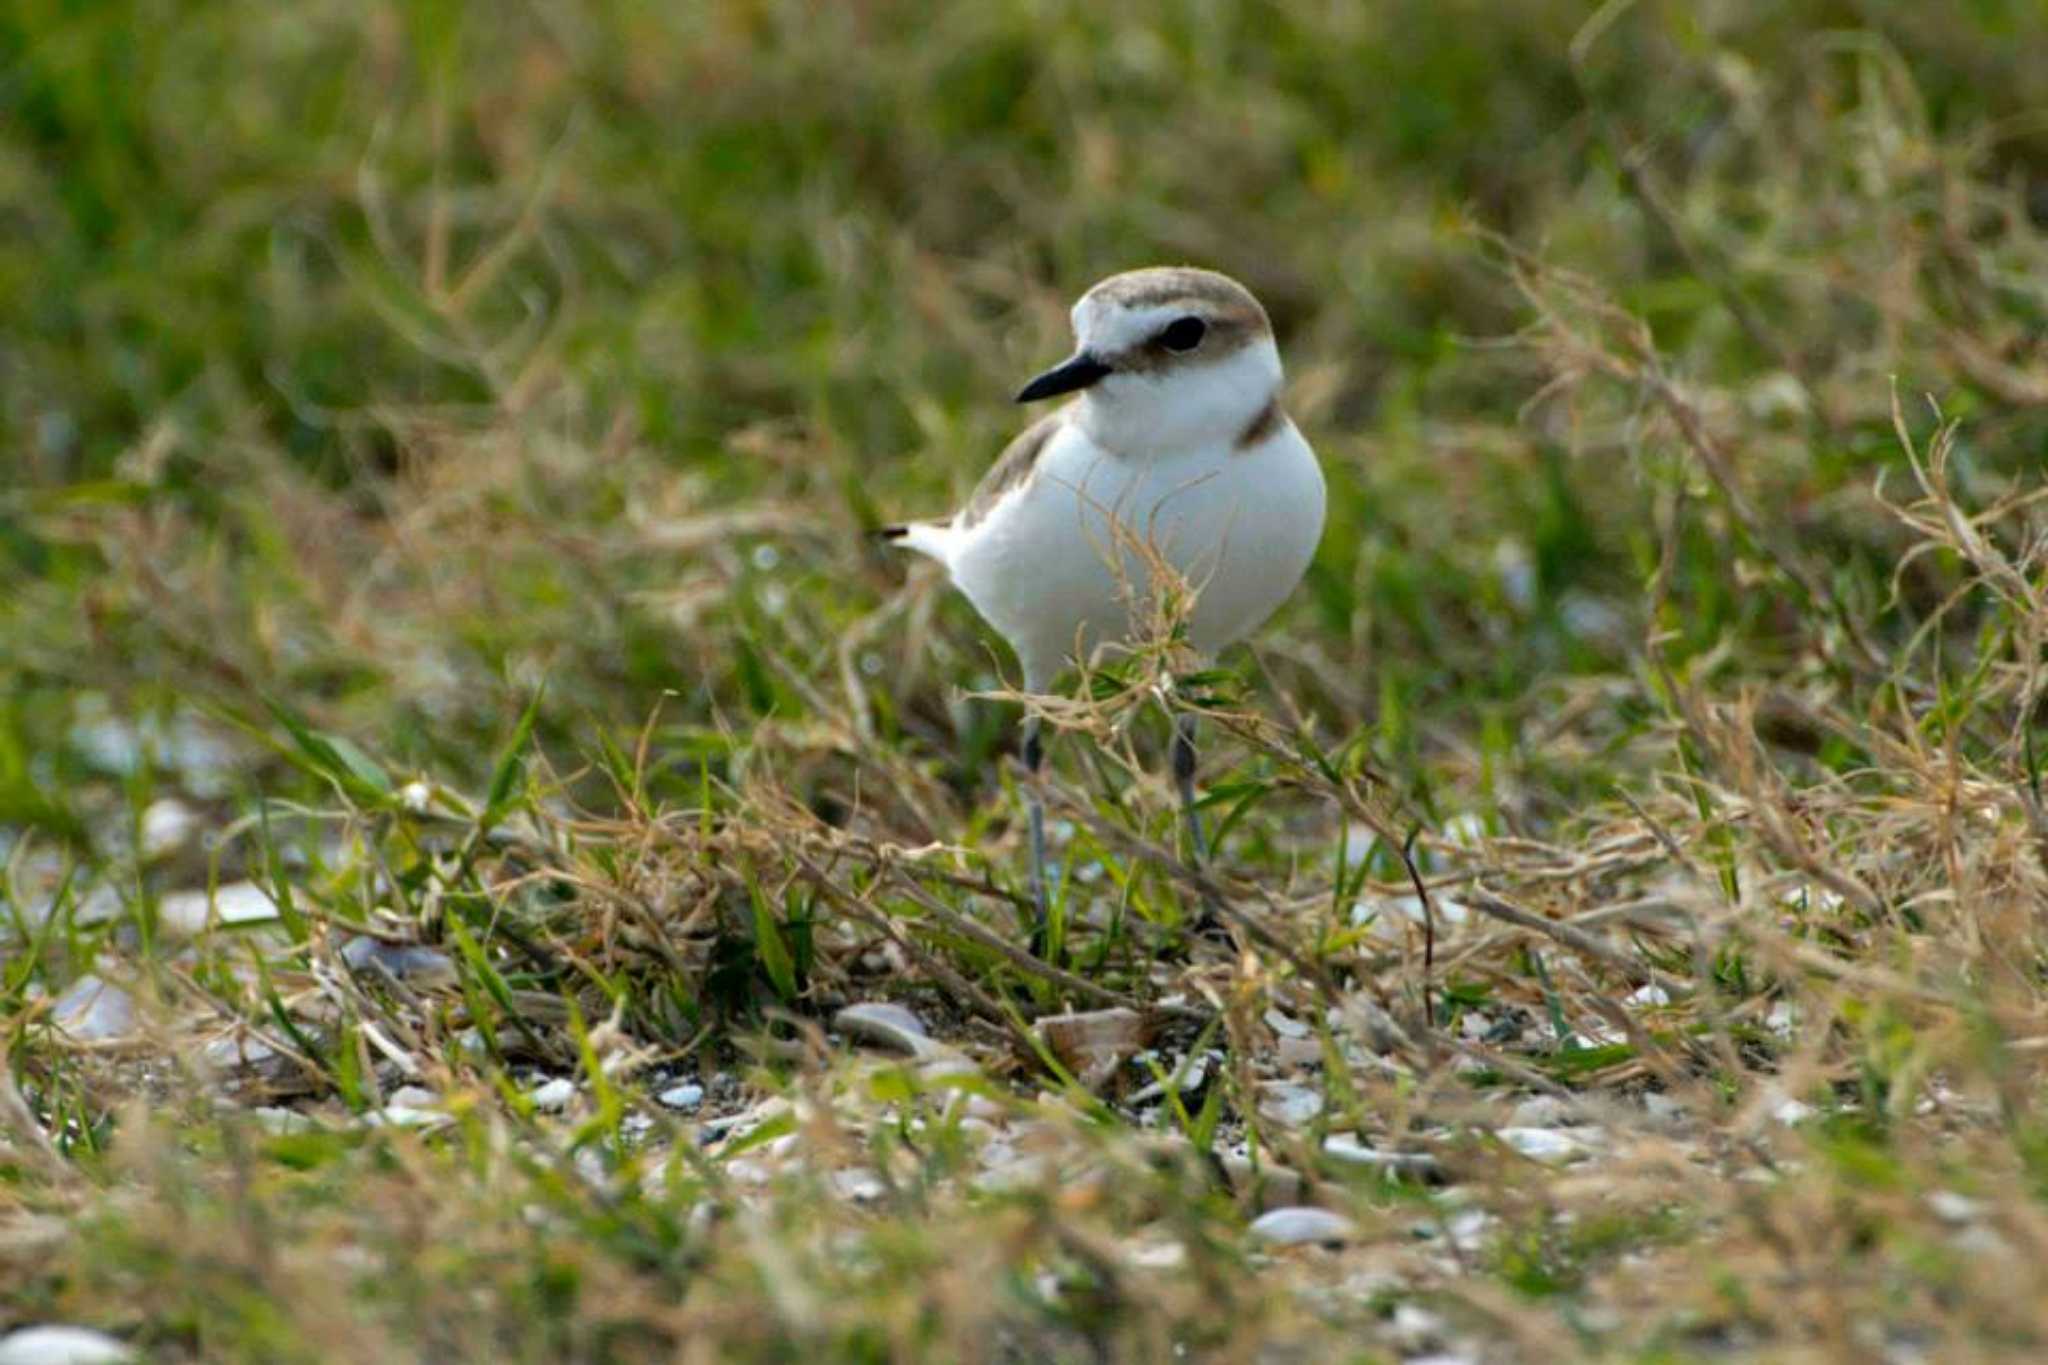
6,3,2048,1361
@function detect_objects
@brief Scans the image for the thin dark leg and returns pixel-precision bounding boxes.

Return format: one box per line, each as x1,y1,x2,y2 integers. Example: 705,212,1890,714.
1172,712,1208,863
1023,716,1050,951
1174,712,1228,943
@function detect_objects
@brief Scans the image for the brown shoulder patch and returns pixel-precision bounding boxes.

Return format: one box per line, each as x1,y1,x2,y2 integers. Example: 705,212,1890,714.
960,409,1065,528
1233,395,1286,451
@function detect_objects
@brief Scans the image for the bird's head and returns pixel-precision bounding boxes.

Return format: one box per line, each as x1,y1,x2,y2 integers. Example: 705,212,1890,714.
1015,266,1282,456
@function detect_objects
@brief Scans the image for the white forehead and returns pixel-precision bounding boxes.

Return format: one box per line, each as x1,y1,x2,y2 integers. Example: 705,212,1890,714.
1070,297,1190,356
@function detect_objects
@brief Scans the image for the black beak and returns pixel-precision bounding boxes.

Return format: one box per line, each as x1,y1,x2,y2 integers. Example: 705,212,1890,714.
1015,352,1111,403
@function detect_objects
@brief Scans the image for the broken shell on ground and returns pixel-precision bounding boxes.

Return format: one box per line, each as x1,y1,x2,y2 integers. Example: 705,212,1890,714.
1033,1007,1145,1091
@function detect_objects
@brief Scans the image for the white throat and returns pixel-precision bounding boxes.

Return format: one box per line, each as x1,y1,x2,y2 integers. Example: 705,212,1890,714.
1074,338,1283,459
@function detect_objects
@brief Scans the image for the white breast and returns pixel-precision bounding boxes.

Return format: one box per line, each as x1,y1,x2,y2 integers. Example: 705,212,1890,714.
937,417,1325,690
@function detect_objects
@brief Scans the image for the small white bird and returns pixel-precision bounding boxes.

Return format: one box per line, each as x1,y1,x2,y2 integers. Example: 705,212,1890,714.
883,266,1326,938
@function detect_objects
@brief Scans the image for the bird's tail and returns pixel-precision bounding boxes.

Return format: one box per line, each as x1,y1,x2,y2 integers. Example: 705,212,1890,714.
874,521,952,562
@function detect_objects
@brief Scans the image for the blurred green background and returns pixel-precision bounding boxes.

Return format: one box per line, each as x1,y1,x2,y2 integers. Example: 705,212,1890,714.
5,0,2047,844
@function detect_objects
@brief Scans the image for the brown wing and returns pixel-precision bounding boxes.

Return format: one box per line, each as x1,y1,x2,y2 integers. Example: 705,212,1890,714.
958,408,1066,529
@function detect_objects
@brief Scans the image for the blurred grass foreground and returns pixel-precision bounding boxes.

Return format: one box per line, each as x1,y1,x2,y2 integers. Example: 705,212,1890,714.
6,1,2048,1360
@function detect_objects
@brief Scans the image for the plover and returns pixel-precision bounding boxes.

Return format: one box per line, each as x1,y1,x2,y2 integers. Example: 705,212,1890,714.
883,266,1325,936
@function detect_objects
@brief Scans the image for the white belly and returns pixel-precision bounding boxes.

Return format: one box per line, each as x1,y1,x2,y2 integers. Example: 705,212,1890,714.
942,422,1325,688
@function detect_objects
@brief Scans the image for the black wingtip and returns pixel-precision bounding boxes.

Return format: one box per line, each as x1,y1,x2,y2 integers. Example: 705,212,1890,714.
872,525,910,542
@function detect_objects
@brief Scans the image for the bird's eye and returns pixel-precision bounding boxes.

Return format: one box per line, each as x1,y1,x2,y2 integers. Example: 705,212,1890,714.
1158,316,1206,352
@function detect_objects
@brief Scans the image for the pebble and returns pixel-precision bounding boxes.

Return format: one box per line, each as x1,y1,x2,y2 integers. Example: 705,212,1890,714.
1351,894,1470,938
572,1148,610,1190
248,1107,317,1135
139,798,200,860
1507,1095,1569,1127
529,1078,575,1111
1255,1080,1322,1128
1952,1223,2012,1258
1642,1092,1687,1122
1926,1190,1982,1225
1497,1127,1596,1162
1322,1135,1441,1178
68,704,238,795
1124,1236,1188,1270
831,1167,888,1203
370,1102,448,1130
1128,1053,1208,1105
1034,1007,1144,1090
658,1083,705,1111
1219,1153,1304,1209
832,1002,937,1058
1386,1303,1449,1352
0,1326,135,1364
723,1158,772,1186
1263,1008,1310,1039
1445,1208,1493,1252
917,1049,980,1082
50,975,136,1043
973,1150,1050,1192
197,1032,300,1093
1770,1096,1817,1126
958,1093,1004,1122
1274,1036,1324,1068
64,884,123,929
955,1117,999,1146
1248,1206,1357,1247
1441,812,1488,848
700,1097,791,1148
155,881,281,938
339,936,456,985
1495,538,1537,609
1337,998,1405,1053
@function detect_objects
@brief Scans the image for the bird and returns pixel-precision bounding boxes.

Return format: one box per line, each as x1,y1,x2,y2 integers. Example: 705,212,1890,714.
881,266,1326,944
